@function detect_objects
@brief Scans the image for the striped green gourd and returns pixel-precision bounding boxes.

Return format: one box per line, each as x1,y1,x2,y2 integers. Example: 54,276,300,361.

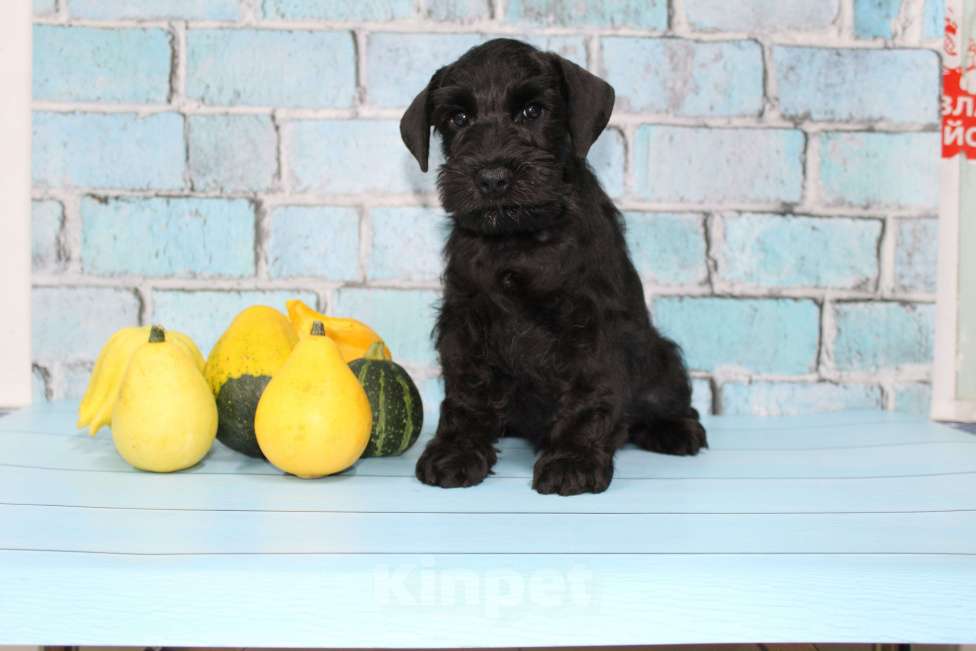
348,342,423,457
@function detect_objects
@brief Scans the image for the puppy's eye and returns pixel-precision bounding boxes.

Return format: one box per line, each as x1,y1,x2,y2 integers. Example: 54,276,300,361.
450,111,470,128
521,102,543,120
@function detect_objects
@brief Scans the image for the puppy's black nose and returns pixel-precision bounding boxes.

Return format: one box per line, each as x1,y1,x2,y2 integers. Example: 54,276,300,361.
477,166,512,197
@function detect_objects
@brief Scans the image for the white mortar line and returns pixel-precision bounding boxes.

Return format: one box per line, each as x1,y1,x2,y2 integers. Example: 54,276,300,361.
878,215,899,298
838,0,856,41
894,0,926,45
354,29,369,111
358,205,372,284
27,14,941,50
240,0,259,24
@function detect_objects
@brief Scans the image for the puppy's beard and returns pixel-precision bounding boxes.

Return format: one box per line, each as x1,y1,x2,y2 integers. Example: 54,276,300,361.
454,202,564,236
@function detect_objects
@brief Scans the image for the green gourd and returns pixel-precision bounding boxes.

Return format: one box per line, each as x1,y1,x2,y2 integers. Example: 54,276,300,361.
348,342,424,457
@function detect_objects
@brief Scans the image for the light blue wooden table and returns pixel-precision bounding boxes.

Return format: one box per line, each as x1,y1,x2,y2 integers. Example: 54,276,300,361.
1,402,975,646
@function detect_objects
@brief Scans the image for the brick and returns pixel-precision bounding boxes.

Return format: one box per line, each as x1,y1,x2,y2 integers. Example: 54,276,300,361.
32,26,170,104
924,0,944,39
152,290,316,356
622,212,707,286
715,213,881,290
691,378,713,415
854,0,899,39
518,35,587,67
186,30,356,108
367,33,482,108
818,132,939,210
894,218,938,294
588,128,625,198
685,0,840,32
634,126,805,204
333,288,440,367
81,197,255,278
261,0,416,20
189,115,277,193
602,38,763,116
774,47,939,124
267,206,361,281
59,364,93,401
833,302,934,371
32,112,185,191
32,201,63,273
33,0,57,16
426,0,491,22
720,381,882,416
893,382,932,415
32,367,49,404
505,0,667,29
368,207,445,282
287,120,442,195
32,287,140,363
69,0,240,19
652,297,820,375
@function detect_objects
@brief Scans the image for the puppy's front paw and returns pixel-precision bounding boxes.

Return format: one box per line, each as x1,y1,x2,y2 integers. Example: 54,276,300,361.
633,417,707,456
532,449,613,496
416,439,496,488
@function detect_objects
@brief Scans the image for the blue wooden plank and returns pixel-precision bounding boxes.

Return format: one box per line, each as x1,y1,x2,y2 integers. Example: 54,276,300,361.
3,428,976,479
2,402,976,646
1,551,974,646
3,504,976,555
1,466,974,514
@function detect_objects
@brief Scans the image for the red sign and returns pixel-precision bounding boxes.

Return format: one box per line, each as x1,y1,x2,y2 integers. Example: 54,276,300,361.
943,4,976,158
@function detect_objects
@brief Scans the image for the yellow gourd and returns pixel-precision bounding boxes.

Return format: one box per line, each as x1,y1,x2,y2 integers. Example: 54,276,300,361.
111,326,218,473
78,325,205,436
286,299,392,362
255,321,372,479
204,305,298,458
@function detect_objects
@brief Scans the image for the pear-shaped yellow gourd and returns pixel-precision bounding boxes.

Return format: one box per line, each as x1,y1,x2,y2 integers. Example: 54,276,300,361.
112,326,218,473
255,321,372,479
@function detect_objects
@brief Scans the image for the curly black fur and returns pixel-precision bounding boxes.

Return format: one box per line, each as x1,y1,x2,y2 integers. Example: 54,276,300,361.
400,39,707,496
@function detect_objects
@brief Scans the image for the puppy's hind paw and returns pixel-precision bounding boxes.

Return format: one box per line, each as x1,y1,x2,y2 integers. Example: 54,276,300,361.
532,449,613,496
415,439,496,488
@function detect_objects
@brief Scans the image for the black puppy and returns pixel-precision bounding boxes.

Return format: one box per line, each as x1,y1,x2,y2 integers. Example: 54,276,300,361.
400,39,707,496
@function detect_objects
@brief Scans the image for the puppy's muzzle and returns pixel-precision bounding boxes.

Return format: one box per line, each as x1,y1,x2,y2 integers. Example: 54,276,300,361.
477,166,512,198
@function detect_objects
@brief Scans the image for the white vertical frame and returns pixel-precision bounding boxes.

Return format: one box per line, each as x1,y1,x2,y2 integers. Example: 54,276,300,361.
0,2,32,409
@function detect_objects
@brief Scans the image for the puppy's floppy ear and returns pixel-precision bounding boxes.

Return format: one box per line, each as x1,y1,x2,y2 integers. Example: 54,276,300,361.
550,54,615,160
400,70,441,173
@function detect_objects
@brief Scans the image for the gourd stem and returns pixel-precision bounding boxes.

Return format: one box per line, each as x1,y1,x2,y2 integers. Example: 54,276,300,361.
365,341,389,360
310,320,326,337
148,325,166,343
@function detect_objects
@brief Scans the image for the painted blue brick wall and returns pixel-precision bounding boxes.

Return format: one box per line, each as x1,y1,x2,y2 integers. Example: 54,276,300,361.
634,127,805,203
188,116,277,193
267,206,361,281
506,0,667,29
714,214,881,290
29,1,941,416
33,26,171,104
70,0,241,20
623,213,707,286
80,197,256,278
894,219,938,294
32,201,62,273
833,302,935,372
33,112,185,191
603,38,763,116
652,297,821,375
684,0,840,33
186,30,356,108
774,47,939,124
818,132,939,210
32,287,141,363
